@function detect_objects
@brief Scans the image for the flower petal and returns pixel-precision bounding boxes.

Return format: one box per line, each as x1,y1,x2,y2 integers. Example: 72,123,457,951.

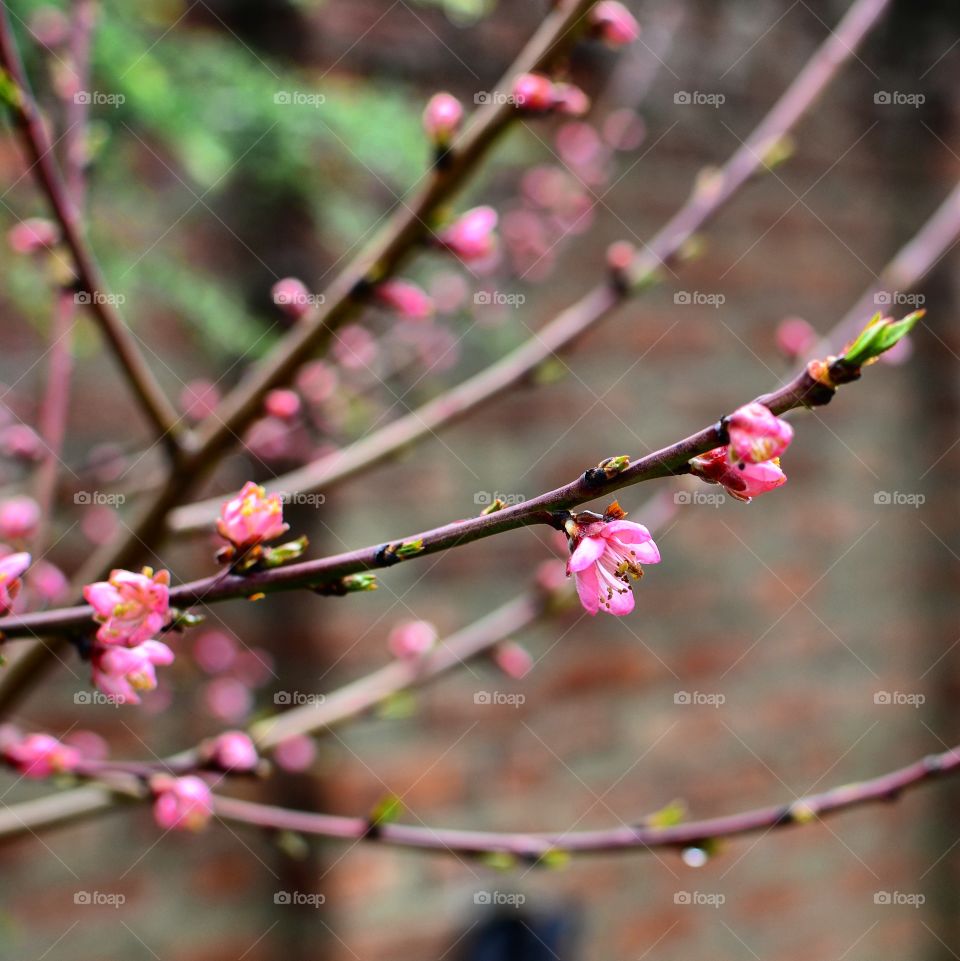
567,534,606,573
573,566,600,615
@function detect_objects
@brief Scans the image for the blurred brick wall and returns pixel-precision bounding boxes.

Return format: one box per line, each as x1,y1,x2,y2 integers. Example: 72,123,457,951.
2,2,959,960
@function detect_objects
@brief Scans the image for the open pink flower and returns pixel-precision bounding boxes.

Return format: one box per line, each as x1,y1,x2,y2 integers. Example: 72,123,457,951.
0,496,40,541
208,731,259,772
91,639,175,705
152,775,214,832
590,2,641,46
84,567,171,647
0,551,31,616
438,207,498,261
566,519,660,616
216,482,288,550
376,279,434,320
3,732,80,779
422,92,463,144
727,402,793,464
690,446,787,502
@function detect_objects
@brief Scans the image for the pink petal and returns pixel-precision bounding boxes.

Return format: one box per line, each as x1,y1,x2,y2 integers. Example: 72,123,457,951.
568,535,605,573
573,566,600,615
607,584,635,616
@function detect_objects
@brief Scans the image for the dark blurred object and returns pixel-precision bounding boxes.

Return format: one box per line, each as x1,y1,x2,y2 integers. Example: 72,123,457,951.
456,908,580,961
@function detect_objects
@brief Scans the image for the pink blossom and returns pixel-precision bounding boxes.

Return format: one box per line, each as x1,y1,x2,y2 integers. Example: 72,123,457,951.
590,1,641,46
28,560,69,603
727,402,794,464
216,482,288,549
83,566,171,647
512,73,556,112
208,731,259,771
376,279,434,320
204,677,253,723
388,620,437,659
493,641,533,679
438,206,498,261
8,217,59,255
264,389,301,420
422,92,463,144
271,277,313,320
273,734,316,773
91,639,175,705
689,446,787,502
776,316,817,359
152,775,214,832
3,732,80,779
566,519,660,616
0,551,30,616
0,496,41,541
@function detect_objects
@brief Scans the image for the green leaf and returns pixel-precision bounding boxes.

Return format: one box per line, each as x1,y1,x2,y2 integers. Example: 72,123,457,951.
369,794,404,827
842,310,924,366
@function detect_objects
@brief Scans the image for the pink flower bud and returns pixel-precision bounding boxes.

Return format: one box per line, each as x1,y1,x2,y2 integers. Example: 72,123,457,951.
553,83,591,117
566,519,660,616
216,481,288,550
689,446,787,502
28,559,69,603
0,424,44,462
606,240,635,273
438,206,498,262
493,641,533,679
83,566,171,647
179,379,221,423
776,316,817,359
273,734,316,773
264,389,302,420
194,630,237,674
271,277,313,320
204,677,253,723
422,92,463,144
8,218,59,255
3,732,80,779
375,279,434,320
152,775,214,832
727,402,793,464
208,731,259,771
388,619,438,659
590,1,641,46
0,551,30,616
512,73,556,112
0,496,40,542
91,639,175,705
